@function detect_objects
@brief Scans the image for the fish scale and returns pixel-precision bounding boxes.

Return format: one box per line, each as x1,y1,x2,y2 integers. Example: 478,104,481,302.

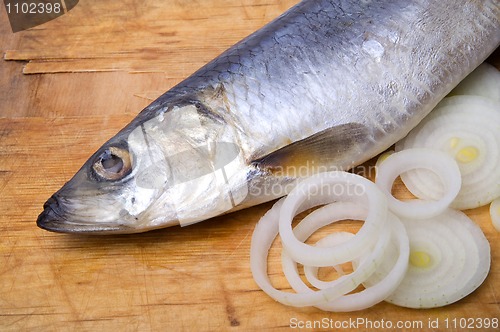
37,0,500,233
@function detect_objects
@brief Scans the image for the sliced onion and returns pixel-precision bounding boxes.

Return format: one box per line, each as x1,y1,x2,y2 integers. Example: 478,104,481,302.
302,231,354,289
251,169,490,310
396,95,500,209
375,148,461,219
279,201,391,303
250,192,408,310
450,63,500,102
281,209,409,312
250,198,379,307
279,171,387,267
490,198,500,232
378,209,491,309
374,150,394,171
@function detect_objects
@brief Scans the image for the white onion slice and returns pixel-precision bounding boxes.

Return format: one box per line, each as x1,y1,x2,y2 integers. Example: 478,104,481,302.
281,209,409,312
250,199,382,307
302,232,354,289
490,198,500,232
317,216,408,311
374,150,394,173
279,171,387,267
396,95,500,209
280,201,391,302
375,148,461,219
379,209,490,309
450,63,500,102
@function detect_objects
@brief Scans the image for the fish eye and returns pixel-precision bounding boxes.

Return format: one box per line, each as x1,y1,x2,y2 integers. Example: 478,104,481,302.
93,147,132,181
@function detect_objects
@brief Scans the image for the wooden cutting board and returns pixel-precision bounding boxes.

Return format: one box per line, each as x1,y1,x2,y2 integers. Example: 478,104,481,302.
1,1,499,330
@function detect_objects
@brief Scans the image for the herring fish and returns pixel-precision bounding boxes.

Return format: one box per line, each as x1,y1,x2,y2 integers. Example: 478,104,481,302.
37,0,500,234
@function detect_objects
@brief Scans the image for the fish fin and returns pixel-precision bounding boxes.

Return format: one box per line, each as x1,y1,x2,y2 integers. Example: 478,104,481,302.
253,123,370,178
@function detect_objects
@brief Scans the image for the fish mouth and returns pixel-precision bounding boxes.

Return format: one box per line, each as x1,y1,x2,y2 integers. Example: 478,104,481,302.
37,196,135,234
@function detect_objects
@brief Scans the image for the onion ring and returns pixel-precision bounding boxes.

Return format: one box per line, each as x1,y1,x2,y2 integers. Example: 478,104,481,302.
490,198,500,232
375,148,461,219
280,201,390,302
279,171,387,267
280,205,409,311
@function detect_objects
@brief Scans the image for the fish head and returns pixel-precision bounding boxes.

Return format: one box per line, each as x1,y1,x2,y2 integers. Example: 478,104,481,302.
37,101,249,234
36,137,168,234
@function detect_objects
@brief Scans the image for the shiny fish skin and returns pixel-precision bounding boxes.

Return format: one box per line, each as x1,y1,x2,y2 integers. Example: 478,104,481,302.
37,0,500,234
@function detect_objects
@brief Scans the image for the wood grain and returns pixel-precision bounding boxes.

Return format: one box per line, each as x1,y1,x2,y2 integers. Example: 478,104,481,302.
3,0,297,74
1,1,499,331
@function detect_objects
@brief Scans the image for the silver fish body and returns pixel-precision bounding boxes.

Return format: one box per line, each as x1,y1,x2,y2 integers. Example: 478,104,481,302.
37,0,500,233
